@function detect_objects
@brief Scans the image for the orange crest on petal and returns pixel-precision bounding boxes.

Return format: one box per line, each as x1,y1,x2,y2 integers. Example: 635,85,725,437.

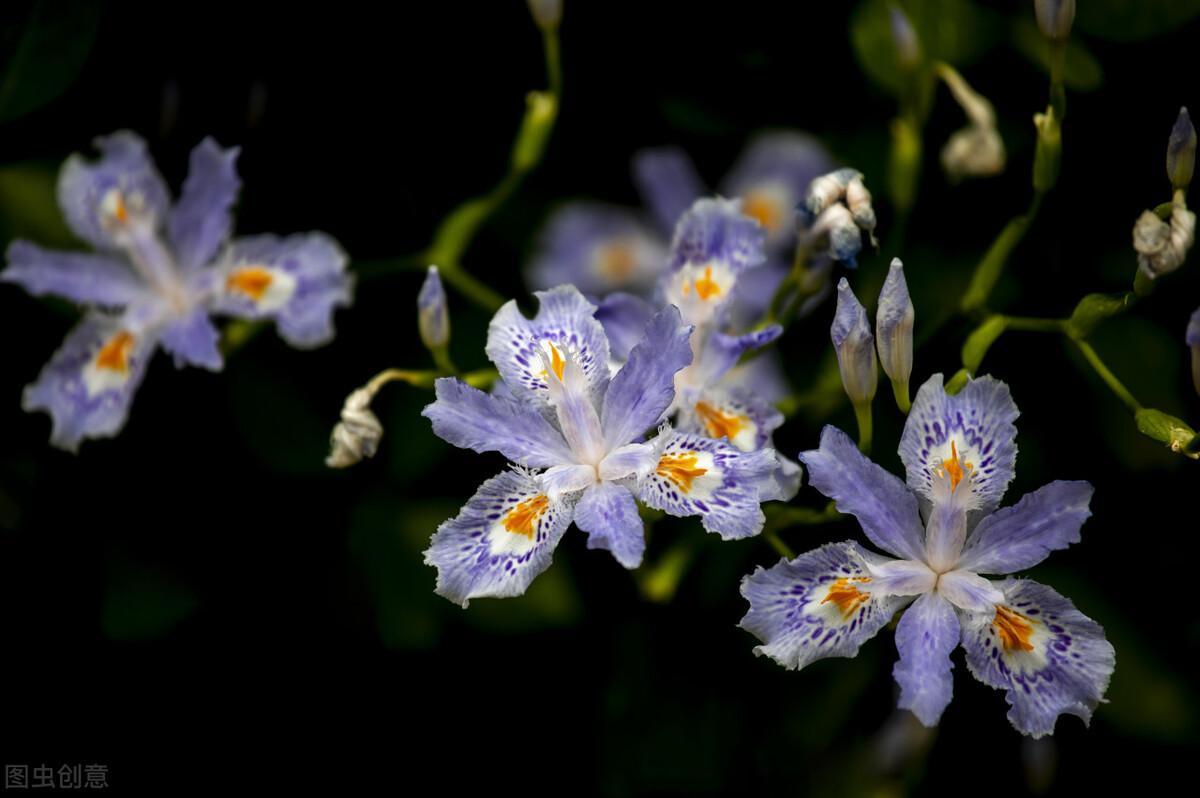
94,331,135,373
226,267,275,302
502,495,550,539
993,605,1036,653
656,452,708,493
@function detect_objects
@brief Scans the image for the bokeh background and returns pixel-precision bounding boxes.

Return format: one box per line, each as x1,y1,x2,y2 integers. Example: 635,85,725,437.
1,0,1198,793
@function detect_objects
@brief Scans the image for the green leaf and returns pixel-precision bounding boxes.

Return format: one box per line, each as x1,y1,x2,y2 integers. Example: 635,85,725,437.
1011,16,1103,92
1076,0,1200,42
850,0,999,95
961,315,1007,372
0,0,101,123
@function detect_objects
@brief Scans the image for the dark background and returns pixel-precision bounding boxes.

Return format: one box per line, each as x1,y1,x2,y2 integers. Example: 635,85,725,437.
0,0,1197,794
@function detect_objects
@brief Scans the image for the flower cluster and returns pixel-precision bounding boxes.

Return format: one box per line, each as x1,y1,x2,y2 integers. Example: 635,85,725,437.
421,285,778,606
3,132,354,451
741,374,1114,737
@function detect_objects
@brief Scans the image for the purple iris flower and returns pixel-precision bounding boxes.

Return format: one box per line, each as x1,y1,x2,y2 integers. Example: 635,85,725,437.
421,285,777,606
740,373,1114,737
3,131,353,451
527,132,832,308
597,198,800,501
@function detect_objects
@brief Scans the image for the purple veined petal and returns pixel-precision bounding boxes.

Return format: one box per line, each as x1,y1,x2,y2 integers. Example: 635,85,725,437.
721,349,790,403
57,131,171,251
597,441,657,482
486,285,612,410
212,232,353,348
893,591,960,727
759,452,802,503
424,469,575,607
3,241,148,307
721,131,833,248
739,540,908,670
899,373,1019,514
527,203,666,296
665,196,767,277
958,481,1094,575
631,146,707,235
158,308,223,371
690,325,782,389
422,377,574,469
635,427,775,540
600,305,693,449
799,425,926,562
594,291,655,363
960,578,1114,738
22,312,158,452
573,481,645,569
676,386,782,453
936,569,1005,613
168,137,241,272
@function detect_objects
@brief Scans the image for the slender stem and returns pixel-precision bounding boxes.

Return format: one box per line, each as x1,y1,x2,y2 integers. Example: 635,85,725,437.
366,368,438,394
1072,340,1142,413
853,400,873,454
1002,315,1065,332
891,380,911,414
438,264,506,312
762,529,795,560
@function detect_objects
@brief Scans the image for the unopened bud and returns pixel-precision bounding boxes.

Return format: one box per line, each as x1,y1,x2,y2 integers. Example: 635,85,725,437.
326,388,384,468
876,259,914,394
832,278,878,406
1034,0,1075,41
1032,106,1062,192
526,0,562,31
1167,107,1196,191
418,265,450,351
1188,306,1200,397
889,5,920,71
1134,202,1196,279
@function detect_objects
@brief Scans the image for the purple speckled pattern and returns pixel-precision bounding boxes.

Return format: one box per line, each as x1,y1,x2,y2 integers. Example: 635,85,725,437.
424,285,779,604
635,427,775,540
745,375,1113,735
740,541,909,670
423,469,575,607
21,314,155,452
5,130,354,450
960,579,1115,738
899,373,1019,513
664,197,766,276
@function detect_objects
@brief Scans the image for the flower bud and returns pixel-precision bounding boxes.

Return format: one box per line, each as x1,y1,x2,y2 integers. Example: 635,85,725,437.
876,258,914,391
1032,106,1062,192
526,0,562,31
326,388,384,468
1188,306,1200,397
845,174,877,240
1034,0,1075,41
832,278,878,406
418,265,449,351
1167,107,1196,191
889,5,920,71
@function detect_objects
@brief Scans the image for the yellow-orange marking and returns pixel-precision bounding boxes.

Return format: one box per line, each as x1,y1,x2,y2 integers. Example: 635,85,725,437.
694,401,746,442
993,605,1036,653
502,495,549,539
940,439,973,493
821,576,872,619
656,452,708,493
94,331,135,373
743,192,779,232
226,267,275,302
599,242,636,282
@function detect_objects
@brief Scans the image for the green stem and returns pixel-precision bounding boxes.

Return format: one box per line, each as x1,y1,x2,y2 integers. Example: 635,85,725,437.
762,529,795,560
1003,315,1065,333
891,379,911,414
1072,340,1142,413
853,400,873,454
960,193,1043,315
438,264,506,312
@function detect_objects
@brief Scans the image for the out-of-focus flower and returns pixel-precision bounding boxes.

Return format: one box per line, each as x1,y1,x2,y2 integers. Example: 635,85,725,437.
876,258,915,398
2,131,353,451
799,169,878,267
528,132,833,322
1133,201,1195,279
938,65,1005,182
418,265,450,351
421,286,777,606
1167,107,1196,191
1034,0,1075,41
741,374,1113,738
831,278,878,407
